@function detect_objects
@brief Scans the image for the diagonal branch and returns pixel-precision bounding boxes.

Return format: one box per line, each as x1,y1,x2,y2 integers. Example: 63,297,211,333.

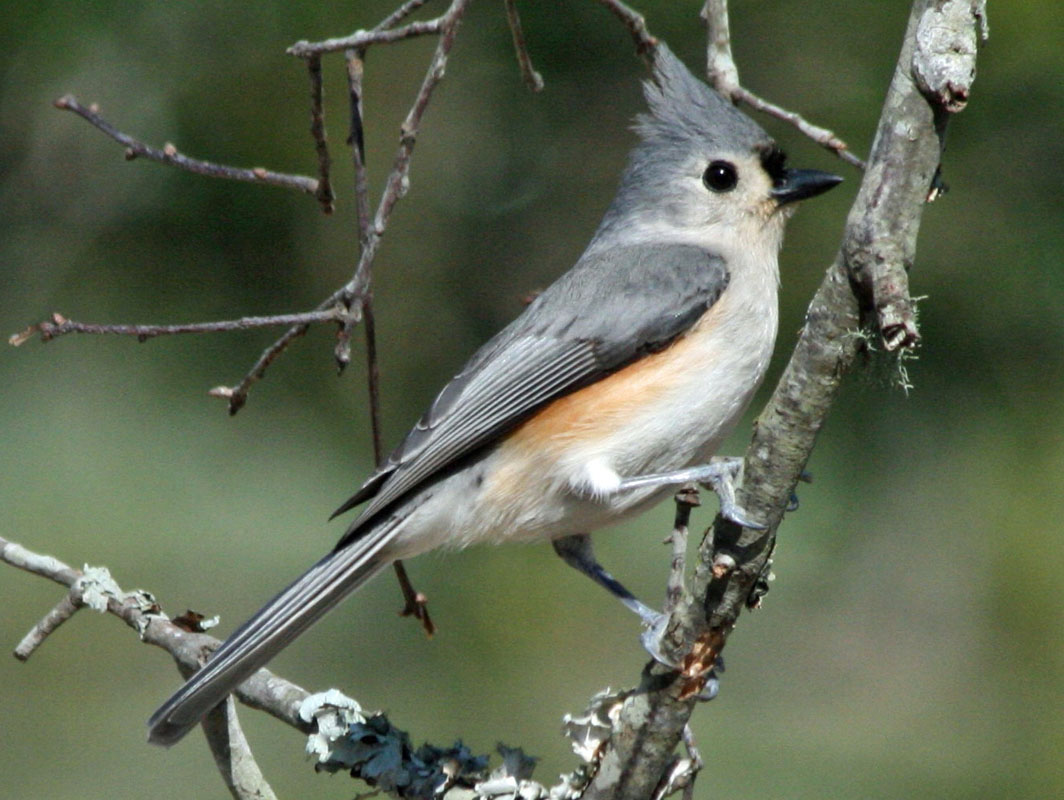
593,0,659,55
1,536,594,798
504,0,544,91
700,0,865,170
54,96,324,200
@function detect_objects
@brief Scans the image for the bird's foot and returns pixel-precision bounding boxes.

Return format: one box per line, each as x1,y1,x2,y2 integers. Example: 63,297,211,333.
618,458,765,529
637,609,678,668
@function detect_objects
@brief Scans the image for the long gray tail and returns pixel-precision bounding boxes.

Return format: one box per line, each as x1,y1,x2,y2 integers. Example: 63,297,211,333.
147,534,392,747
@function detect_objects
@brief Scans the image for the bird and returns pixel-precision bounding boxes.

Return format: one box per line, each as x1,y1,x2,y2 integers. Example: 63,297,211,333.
148,43,841,746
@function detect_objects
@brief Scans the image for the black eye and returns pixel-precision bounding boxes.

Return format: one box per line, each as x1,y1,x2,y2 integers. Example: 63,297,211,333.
703,160,738,192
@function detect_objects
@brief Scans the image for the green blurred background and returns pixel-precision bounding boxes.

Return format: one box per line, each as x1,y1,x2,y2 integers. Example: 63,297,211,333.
1,1,1060,798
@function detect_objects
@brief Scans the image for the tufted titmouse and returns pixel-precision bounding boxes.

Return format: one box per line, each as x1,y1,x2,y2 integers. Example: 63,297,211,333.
148,45,840,746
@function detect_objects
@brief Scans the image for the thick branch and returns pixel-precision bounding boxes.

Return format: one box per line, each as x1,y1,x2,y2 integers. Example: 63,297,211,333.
54,96,322,198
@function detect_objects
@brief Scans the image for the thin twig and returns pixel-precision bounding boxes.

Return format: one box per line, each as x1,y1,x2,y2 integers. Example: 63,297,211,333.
213,311,331,413
288,17,448,58
220,0,471,412
14,590,81,661
345,50,372,243
699,1,865,170
375,0,434,31
362,296,384,463
679,724,703,800
592,0,659,56
504,0,544,91
734,87,866,169
336,0,471,310
701,0,739,92
392,559,436,636
10,309,344,348
306,55,336,214
54,96,322,196
342,36,432,629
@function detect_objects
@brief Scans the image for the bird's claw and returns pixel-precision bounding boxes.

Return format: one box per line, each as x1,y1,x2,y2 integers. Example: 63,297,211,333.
639,611,678,668
697,459,767,530
719,501,767,530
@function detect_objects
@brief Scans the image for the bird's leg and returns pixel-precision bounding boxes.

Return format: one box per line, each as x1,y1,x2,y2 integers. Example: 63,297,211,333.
618,457,766,530
552,533,675,666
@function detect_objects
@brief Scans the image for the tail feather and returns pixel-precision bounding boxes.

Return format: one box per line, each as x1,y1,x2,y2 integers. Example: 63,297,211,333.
147,533,393,747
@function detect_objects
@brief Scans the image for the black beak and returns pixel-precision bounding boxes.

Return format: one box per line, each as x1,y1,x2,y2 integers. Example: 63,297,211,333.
771,169,843,205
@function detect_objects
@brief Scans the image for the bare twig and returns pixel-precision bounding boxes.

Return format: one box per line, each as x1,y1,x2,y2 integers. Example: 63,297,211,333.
504,0,544,91
202,697,279,800
345,50,373,244
306,55,336,214
10,309,344,348
393,559,436,636
701,0,739,92
219,0,472,408
54,96,323,196
376,0,435,32
210,299,351,413
332,0,471,335
699,1,865,170
593,0,659,55
288,16,448,58
679,724,703,800
734,88,866,170
362,296,385,463
0,534,315,732
14,590,82,661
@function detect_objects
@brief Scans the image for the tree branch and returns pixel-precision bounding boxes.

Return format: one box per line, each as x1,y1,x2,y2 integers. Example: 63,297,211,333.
592,0,658,55
700,0,866,170
287,16,449,58
9,309,344,347
222,0,473,411
17,2,473,417
504,0,545,91
304,54,337,213
3,535,609,798
53,96,324,199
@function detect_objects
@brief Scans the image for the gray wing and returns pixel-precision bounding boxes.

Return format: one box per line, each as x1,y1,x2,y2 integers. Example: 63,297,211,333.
332,243,730,548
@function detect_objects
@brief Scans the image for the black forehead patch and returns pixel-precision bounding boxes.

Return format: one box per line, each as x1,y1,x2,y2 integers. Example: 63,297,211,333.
759,145,788,184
